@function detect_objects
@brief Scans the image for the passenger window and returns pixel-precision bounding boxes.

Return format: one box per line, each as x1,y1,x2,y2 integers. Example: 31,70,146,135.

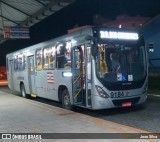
56,41,71,69
23,55,27,70
14,54,25,71
36,49,42,71
18,56,23,70
43,46,56,70
14,56,18,71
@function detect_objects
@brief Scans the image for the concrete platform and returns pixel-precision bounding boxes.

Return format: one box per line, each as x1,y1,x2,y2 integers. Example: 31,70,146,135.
0,91,159,142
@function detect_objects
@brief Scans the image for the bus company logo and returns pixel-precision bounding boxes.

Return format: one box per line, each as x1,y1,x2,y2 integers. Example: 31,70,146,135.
47,72,54,84
2,134,11,139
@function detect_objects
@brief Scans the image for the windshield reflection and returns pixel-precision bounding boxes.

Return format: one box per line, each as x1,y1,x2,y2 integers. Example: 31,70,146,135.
96,44,146,83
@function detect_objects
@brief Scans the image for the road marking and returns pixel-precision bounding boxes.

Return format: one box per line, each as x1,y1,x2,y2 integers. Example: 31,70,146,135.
148,94,160,97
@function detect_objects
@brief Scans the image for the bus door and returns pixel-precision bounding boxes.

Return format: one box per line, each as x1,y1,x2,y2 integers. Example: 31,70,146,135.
71,45,84,106
84,43,92,108
72,43,92,108
28,56,36,94
8,60,14,90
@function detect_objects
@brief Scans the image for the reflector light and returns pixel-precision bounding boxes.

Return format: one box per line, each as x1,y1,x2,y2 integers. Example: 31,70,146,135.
122,102,132,107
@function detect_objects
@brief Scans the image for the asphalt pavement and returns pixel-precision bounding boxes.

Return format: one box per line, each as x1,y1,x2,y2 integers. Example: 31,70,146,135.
0,86,160,133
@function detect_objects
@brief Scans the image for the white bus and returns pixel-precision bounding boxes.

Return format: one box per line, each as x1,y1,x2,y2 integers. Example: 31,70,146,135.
6,26,148,110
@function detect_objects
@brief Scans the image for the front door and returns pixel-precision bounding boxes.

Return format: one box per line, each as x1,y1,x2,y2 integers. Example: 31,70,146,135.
28,56,36,94
71,45,84,105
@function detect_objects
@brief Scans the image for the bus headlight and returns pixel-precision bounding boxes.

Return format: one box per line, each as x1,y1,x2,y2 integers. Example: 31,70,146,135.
95,85,109,98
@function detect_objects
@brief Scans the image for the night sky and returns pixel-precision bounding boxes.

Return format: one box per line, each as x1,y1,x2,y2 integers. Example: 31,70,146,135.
1,0,160,65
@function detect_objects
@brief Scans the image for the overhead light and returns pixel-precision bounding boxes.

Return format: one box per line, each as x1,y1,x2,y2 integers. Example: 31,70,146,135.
119,24,122,28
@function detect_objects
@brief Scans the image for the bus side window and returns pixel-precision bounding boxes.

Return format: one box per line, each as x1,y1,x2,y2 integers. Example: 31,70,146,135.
56,44,65,68
75,50,80,69
43,48,49,69
64,41,71,69
99,45,108,77
56,41,71,69
14,56,18,71
48,46,56,69
36,49,42,71
23,55,27,70
18,56,22,70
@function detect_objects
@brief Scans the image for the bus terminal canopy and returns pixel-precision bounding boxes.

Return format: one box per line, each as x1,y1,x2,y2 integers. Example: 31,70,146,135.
0,0,75,43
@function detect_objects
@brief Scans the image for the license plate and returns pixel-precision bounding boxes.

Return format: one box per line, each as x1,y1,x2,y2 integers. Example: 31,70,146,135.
122,102,132,107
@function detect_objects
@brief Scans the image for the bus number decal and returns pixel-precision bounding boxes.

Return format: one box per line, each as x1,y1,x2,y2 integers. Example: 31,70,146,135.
110,91,129,98
47,72,54,84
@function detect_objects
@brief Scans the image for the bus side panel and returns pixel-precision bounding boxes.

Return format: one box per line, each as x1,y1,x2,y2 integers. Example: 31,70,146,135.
12,71,29,93
53,70,72,103
45,70,58,101
33,70,72,102
7,60,14,90
35,70,47,98
34,70,59,101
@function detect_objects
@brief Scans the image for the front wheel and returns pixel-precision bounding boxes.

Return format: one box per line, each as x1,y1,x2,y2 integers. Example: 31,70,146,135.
62,89,72,110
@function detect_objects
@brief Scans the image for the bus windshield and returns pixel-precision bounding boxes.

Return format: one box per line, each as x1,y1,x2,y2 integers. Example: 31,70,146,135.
96,43,146,84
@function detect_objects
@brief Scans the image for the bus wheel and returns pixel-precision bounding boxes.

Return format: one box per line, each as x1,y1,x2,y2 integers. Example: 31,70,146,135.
62,89,72,110
20,84,27,98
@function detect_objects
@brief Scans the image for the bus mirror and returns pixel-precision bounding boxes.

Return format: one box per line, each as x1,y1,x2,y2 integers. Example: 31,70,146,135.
148,43,154,52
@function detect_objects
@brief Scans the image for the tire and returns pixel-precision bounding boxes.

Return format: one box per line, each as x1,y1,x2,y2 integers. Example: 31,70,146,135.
20,84,29,98
62,89,72,110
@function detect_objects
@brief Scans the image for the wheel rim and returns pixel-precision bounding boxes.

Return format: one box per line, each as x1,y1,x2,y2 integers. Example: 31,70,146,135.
21,85,26,97
64,93,70,107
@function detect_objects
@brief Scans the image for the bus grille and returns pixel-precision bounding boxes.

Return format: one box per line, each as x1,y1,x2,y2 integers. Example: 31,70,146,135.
112,97,140,107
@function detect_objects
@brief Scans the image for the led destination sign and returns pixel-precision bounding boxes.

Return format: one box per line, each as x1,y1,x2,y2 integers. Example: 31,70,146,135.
100,31,139,40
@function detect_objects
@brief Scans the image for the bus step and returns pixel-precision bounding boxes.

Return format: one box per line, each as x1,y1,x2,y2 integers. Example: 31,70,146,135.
31,93,37,98
74,102,82,105
75,103,92,108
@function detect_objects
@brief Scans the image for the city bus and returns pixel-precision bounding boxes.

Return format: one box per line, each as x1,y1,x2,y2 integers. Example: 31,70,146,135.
6,26,148,110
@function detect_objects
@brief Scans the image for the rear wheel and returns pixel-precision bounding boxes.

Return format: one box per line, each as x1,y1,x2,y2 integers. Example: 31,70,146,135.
62,89,72,110
20,84,29,98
